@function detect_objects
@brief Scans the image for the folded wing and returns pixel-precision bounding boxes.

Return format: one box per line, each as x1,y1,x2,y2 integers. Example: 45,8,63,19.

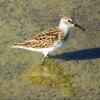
14,27,62,48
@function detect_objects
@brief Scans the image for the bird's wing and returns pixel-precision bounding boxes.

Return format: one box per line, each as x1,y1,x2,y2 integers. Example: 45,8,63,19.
14,27,62,48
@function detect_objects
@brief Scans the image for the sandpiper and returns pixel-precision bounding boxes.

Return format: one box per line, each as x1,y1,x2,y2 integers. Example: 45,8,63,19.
11,16,85,62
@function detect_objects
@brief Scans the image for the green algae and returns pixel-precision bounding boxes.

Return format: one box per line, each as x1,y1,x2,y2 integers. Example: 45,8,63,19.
18,60,75,96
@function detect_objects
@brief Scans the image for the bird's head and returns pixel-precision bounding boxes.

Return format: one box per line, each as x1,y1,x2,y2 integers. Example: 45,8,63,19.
59,16,85,32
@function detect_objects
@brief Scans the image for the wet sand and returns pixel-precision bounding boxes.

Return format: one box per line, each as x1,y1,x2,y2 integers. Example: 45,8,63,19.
0,0,100,100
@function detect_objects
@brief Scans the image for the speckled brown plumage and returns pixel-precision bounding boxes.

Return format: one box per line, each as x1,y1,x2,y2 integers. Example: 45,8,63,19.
14,27,66,48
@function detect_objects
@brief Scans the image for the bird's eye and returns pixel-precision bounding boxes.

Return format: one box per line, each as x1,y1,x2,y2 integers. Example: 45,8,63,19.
68,20,70,22
68,20,74,24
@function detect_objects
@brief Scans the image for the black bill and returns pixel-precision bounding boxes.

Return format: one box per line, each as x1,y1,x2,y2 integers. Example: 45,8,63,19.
75,23,85,31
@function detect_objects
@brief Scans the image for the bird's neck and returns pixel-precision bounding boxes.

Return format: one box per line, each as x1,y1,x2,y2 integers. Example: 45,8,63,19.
58,23,69,34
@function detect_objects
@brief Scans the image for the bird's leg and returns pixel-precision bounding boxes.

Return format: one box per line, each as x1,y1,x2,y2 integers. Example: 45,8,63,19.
41,56,47,65
42,56,47,63
41,52,48,65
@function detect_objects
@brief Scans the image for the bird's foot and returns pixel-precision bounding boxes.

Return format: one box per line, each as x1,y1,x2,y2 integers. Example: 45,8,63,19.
40,61,45,66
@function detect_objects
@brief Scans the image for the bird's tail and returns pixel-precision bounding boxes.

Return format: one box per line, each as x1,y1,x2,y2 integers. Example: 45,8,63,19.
10,44,39,51
10,41,26,48
10,45,26,49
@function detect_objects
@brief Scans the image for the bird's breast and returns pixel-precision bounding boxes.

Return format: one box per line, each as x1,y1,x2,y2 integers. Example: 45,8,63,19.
53,33,69,50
